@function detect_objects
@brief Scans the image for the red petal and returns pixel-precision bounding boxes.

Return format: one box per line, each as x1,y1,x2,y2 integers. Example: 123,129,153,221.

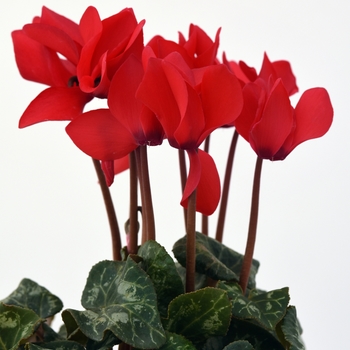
288,88,333,153
250,79,294,159
11,30,71,87
19,87,92,128
272,60,298,96
198,64,243,144
234,82,263,141
108,55,144,141
79,6,102,44
66,109,137,160
114,156,130,174
181,149,220,215
23,23,80,65
101,160,115,186
40,6,83,45
136,58,181,146
181,149,201,209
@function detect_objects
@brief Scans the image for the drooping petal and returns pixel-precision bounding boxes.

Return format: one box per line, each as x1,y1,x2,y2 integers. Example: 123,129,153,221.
19,87,92,128
101,160,115,186
249,79,294,159
181,149,201,210
198,64,243,143
195,149,221,215
180,149,220,215
66,109,137,160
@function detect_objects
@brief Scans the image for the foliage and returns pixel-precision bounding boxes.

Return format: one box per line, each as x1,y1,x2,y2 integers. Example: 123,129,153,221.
1,237,304,350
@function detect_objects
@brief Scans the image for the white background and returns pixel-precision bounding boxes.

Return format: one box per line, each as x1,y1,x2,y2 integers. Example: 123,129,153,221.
1,1,349,348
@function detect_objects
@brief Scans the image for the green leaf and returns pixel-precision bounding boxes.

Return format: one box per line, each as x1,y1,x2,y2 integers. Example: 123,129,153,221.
224,318,284,350
277,306,305,350
173,232,259,289
1,278,63,319
164,287,231,344
86,330,121,350
0,303,42,350
218,282,289,330
223,340,255,350
62,257,166,349
25,341,85,350
157,331,196,349
138,240,184,317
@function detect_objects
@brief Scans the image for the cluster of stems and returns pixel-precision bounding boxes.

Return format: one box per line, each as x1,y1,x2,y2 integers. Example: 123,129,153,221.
94,130,263,296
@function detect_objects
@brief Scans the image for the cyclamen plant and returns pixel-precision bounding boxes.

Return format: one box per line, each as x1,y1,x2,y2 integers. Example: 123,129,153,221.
2,5,333,350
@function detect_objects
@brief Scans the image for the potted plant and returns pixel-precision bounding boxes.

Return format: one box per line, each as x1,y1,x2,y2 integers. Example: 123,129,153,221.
1,5,333,349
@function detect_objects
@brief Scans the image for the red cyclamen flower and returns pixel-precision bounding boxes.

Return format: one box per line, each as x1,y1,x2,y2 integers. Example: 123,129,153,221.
12,6,144,128
136,48,243,215
232,55,333,160
66,55,164,185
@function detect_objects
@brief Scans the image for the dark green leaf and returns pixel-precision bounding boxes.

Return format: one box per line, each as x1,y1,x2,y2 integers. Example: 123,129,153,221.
0,303,42,350
173,232,259,289
86,330,121,350
1,278,63,318
138,240,184,317
224,318,284,350
164,287,231,344
175,263,207,290
25,341,85,350
223,340,255,350
157,331,196,349
218,282,289,330
63,258,166,349
277,306,305,350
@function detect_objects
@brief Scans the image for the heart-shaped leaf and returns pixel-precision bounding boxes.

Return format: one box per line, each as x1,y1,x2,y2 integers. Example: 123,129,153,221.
218,282,289,330
62,257,166,349
173,232,259,289
138,240,184,317
157,331,196,349
277,306,305,350
164,287,231,344
1,278,63,318
0,303,42,350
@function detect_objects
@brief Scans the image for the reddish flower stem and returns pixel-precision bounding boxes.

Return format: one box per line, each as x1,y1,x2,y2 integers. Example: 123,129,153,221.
128,151,138,255
201,135,210,236
137,146,155,243
239,156,263,294
92,158,121,261
178,149,188,228
186,188,197,293
215,130,239,243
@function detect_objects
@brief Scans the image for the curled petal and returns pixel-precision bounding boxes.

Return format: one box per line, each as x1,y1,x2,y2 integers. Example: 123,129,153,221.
66,109,137,160
19,87,92,128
